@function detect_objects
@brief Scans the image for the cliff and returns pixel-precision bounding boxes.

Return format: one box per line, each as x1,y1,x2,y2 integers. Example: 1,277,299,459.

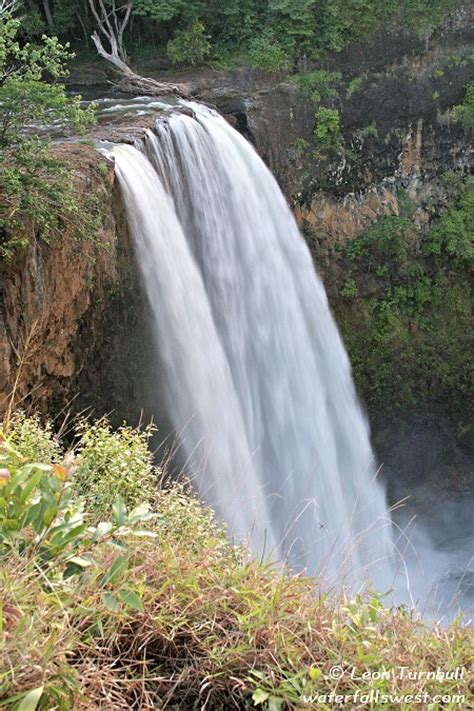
1,6,472,497
0,143,156,425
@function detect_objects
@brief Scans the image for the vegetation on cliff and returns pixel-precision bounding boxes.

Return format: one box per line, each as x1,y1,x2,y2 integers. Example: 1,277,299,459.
303,173,473,493
14,0,464,70
0,14,96,259
1,414,472,710
337,177,472,415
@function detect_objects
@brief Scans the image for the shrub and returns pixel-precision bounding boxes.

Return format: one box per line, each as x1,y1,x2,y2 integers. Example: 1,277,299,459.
346,72,368,98
0,15,96,259
294,70,341,104
423,178,473,268
247,30,292,72
344,215,413,262
321,185,473,428
0,415,471,710
8,411,62,463
360,121,379,139
166,21,211,66
340,278,359,298
73,419,157,517
314,107,342,151
0,431,153,578
451,81,474,130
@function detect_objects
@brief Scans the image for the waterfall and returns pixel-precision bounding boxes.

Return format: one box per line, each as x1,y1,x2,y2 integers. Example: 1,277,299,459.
101,103,394,590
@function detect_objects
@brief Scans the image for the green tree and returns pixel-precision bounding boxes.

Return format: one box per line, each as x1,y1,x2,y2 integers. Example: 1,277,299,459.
133,0,185,22
0,14,96,258
247,28,291,71
167,20,211,65
0,17,94,146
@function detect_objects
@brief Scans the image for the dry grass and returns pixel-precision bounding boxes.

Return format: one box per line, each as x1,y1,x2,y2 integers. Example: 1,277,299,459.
1,414,472,710
2,484,472,710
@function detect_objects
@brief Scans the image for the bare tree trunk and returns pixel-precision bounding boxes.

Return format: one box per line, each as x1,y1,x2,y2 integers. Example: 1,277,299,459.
88,0,188,97
76,11,88,42
0,0,18,17
42,0,54,30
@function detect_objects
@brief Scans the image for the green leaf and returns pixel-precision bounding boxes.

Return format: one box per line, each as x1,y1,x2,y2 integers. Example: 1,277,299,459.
67,556,92,568
112,496,127,526
252,688,269,705
102,593,120,612
101,554,128,586
22,463,52,474
42,505,58,527
118,588,143,611
17,686,44,711
19,470,42,504
128,502,154,523
92,521,113,541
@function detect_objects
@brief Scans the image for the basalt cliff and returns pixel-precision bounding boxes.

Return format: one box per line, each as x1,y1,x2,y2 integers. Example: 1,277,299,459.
1,6,472,501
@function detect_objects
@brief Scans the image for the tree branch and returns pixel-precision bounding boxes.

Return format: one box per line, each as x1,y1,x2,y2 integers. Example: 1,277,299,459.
88,0,189,98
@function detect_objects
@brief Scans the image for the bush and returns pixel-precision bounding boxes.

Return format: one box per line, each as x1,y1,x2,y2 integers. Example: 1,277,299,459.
166,21,211,66
0,415,471,710
73,419,157,517
0,16,96,259
423,178,474,268
451,81,474,131
294,70,341,104
8,411,62,463
0,429,153,578
321,184,473,429
314,107,342,151
247,30,292,72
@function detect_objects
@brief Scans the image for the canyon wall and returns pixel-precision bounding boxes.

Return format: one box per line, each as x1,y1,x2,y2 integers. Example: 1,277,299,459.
1,5,472,497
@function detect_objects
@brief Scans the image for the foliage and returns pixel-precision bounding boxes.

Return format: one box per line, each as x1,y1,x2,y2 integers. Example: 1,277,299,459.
343,215,413,262
323,182,473,426
451,81,474,130
133,0,185,22
340,277,358,298
314,107,342,151
360,121,379,139
73,418,157,518
346,72,368,98
247,29,291,72
8,411,62,464
166,21,211,66
0,17,94,147
0,15,96,260
0,425,155,581
1,416,472,709
15,0,463,71
423,178,473,268
293,69,341,104
293,136,310,157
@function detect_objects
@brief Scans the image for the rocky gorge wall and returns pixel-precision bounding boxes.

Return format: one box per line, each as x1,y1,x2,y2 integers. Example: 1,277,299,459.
0,142,156,428
1,4,472,500
193,7,473,500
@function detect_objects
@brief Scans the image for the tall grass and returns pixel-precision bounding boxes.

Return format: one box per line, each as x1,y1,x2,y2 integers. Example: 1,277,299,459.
1,415,472,710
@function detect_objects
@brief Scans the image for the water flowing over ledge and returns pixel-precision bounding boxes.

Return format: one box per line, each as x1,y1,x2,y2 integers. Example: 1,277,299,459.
101,102,394,592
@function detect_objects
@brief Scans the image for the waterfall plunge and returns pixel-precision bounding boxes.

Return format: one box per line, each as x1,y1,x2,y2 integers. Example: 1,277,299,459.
102,104,394,591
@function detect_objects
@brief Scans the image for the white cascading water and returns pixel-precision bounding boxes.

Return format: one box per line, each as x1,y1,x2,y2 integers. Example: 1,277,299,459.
102,103,394,590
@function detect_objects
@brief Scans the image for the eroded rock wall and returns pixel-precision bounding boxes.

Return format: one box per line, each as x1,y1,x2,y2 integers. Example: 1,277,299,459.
0,143,153,426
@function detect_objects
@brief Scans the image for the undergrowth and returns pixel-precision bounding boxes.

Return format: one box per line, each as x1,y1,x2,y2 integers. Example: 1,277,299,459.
321,177,474,427
0,415,472,710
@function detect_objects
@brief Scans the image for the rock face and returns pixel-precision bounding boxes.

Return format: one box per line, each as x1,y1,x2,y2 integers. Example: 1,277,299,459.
0,144,154,425
1,5,472,495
